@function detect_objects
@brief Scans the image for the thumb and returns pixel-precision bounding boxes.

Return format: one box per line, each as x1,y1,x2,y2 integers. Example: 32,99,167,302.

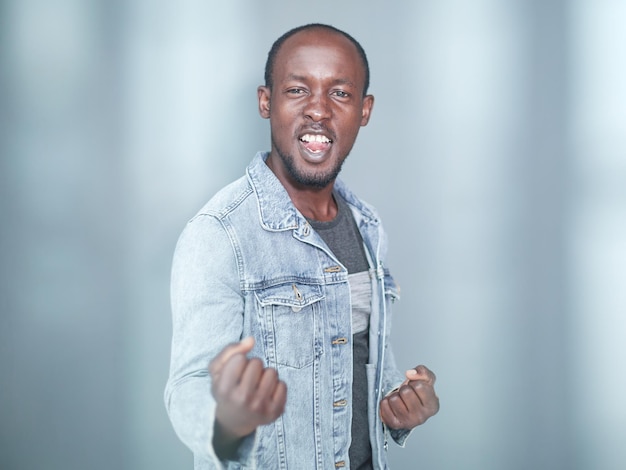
209,337,255,376
405,365,436,385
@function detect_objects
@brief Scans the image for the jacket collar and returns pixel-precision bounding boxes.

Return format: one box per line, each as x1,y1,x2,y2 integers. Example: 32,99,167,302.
246,151,379,231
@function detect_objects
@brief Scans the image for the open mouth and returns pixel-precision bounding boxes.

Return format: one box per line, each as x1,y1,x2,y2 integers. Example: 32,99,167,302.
299,133,333,154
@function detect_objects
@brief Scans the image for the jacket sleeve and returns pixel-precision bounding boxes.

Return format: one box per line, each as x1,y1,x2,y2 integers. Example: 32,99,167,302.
381,270,414,447
163,213,254,468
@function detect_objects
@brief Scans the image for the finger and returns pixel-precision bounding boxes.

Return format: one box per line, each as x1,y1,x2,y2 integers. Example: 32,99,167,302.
209,337,255,376
238,357,264,393
405,365,436,385
212,353,248,397
267,380,287,419
256,366,279,397
254,367,284,414
386,386,427,429
409,381,440,413
379,397,400,428
398,383,423,411
404,365,428,382
248,368,285,421
387,388,410,416
404,382,440,426
272,379,287,405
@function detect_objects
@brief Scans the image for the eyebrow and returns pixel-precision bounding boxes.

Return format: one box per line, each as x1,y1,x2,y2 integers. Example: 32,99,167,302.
284,74,356,88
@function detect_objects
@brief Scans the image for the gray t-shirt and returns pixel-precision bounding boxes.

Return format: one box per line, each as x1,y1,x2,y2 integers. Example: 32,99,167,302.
307,194,373,470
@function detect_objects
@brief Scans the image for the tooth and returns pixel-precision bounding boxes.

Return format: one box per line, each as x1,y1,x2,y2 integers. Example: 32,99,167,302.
301,134,331,143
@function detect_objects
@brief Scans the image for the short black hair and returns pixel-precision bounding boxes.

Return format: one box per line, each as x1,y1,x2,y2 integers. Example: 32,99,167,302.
264,23,370,96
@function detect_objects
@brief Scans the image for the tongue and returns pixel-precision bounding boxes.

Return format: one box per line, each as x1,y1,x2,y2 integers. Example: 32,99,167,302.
304,140,330,152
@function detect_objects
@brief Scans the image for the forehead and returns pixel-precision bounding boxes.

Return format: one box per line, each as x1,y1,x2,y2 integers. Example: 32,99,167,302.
273,29,365,87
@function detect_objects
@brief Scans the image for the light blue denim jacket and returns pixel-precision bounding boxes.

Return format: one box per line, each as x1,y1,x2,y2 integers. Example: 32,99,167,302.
165,152,410,469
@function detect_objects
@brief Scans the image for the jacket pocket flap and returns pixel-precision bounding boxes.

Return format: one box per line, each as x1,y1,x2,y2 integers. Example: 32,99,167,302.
255,282,324,308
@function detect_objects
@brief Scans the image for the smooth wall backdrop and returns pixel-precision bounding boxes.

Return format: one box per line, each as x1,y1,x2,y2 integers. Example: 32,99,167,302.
1,1,625,469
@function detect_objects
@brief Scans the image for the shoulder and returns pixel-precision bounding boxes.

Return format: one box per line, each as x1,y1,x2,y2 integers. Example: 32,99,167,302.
192,175,253,222
173,174,254,261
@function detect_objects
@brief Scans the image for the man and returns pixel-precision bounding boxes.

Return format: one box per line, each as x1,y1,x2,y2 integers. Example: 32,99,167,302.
165,24,439,469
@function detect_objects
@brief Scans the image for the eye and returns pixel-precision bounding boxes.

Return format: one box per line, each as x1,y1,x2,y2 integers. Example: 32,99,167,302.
286,88,306,95
332,90,350,98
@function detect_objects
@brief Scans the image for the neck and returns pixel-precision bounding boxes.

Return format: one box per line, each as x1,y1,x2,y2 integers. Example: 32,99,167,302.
266,154,338,222
290,186,337,222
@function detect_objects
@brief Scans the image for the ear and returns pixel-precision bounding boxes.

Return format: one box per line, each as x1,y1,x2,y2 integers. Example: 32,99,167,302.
257,86,271,119
360,94,374,126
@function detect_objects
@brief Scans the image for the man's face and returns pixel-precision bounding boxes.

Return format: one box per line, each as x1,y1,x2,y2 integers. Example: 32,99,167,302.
258,29,374,189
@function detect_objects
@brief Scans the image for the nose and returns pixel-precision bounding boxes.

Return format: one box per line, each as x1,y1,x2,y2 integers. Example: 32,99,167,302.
304,93,331,122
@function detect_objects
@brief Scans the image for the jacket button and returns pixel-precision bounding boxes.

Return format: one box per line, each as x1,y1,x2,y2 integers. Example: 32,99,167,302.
335,461,346,468
333,399,347,407
302,223,310,236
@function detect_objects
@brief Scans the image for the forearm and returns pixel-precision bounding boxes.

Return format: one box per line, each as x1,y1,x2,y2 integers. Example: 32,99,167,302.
165,376,218,459
166,214,248,462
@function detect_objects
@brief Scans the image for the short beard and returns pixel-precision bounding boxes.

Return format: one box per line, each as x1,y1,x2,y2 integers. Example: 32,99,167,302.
273,138,346,189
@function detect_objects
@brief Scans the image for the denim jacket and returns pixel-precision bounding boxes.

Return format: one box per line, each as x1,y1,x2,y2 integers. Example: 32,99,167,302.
165,152,410,469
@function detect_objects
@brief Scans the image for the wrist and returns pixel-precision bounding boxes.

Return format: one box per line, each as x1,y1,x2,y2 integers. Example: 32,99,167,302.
213,419,245,460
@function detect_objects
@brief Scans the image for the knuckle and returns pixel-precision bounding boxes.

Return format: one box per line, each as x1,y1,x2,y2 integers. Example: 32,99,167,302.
235,389,253,407
248,357,264,368
411,381,430,394
269,398,285,418
386,396,399,410
248,398,265,414
390,416,402,429
211,379,228,398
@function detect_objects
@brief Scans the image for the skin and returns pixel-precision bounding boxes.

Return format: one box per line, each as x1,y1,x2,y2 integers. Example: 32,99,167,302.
210,27,439,458
380,366,439,429
257,28,373,221
209,338,287,458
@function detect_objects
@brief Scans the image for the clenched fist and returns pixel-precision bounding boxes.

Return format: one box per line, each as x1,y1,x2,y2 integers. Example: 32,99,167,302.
380,364,439,430
209,337,287,458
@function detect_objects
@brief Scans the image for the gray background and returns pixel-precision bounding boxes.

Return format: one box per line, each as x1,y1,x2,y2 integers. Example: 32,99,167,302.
1,1,625,469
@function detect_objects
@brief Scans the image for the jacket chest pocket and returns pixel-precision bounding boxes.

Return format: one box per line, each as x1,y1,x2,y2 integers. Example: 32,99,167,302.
255,282,324,369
